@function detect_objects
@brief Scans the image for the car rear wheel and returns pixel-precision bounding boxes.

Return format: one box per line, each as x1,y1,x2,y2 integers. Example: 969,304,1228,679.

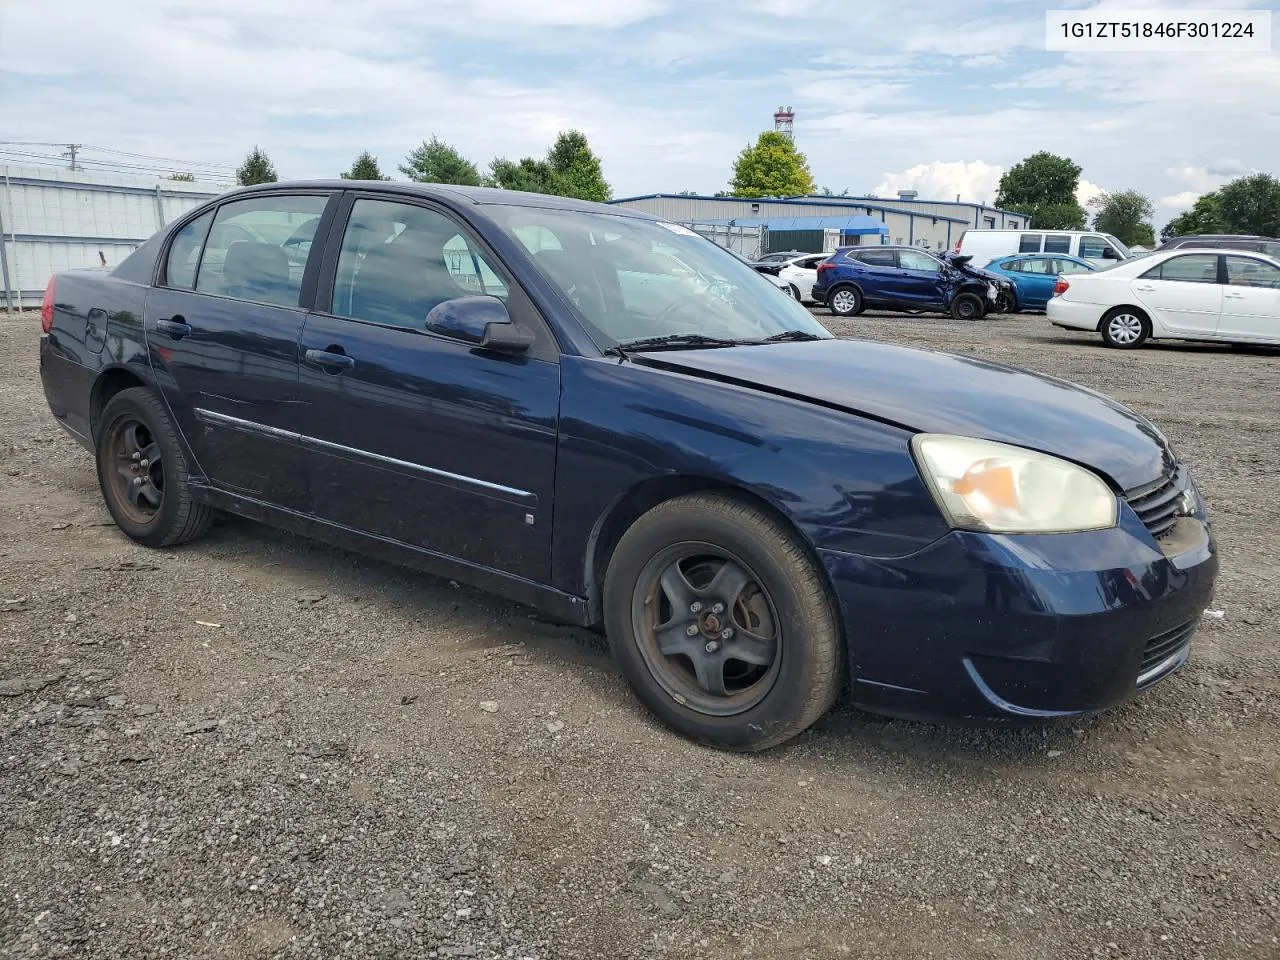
603,493,843,751
828,286,863,317
95,387,214,547
950,292,983,321
1099,307,1150,349
788,284,802,301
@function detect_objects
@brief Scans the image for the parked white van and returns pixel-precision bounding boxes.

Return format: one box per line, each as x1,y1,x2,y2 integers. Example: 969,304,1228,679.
956,230,1132,266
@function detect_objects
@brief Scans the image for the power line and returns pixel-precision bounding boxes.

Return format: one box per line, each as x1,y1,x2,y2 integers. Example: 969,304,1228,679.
0,147,236,183
0,141,237,178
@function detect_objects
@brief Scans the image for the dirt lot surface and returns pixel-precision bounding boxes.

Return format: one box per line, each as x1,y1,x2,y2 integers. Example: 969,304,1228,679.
2,307,1278,960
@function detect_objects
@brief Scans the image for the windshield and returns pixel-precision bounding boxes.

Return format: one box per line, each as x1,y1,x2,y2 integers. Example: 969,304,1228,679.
485,206,832,349
1105,234,1133,258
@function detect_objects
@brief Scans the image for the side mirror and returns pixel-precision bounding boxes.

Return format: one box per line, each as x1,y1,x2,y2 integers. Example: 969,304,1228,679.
425,296,533,354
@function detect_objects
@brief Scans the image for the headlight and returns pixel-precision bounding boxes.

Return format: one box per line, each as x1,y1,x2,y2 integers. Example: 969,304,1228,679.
911,434,1118,534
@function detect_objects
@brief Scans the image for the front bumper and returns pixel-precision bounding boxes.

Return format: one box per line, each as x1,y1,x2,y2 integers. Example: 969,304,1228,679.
819,509,1217,722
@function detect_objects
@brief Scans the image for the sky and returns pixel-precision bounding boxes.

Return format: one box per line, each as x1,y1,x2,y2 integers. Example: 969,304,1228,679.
2,0,1278,226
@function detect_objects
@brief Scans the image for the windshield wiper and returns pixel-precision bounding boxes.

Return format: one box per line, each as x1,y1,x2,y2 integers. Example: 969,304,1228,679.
610,333,743,357
754,330,825,343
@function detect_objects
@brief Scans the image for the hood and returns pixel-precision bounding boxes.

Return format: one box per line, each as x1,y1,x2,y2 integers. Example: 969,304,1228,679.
945,256,1008,285
634,339,1173,491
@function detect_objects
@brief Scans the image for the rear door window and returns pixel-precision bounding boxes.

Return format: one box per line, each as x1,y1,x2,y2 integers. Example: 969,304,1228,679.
1018,234,1042,253
164,211,214,290
194,195,329,307
1043,235,1071,254
1141,254,1220,283
855,249,897,267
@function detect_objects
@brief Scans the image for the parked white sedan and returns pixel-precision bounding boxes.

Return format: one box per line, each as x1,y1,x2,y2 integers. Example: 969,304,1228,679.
1047,248,1280,348
774,253,828,303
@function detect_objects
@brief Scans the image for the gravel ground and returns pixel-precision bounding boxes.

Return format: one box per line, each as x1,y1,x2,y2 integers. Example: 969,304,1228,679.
1,307,1278,960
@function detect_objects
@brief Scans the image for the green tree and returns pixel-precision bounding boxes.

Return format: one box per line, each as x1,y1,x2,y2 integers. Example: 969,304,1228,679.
486,131,612,201
545,130,611,201
236,146,278,186
1090,189,1156,246
1215,172,1280,237
994,151,1086,229
1161,192,1226,241
729,131,816,198
342,150,390,181
169,172,195,182
486,156,555,193
400,137,483,186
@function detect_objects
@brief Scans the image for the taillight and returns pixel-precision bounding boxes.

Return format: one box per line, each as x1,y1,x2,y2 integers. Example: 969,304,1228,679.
817,262,835,273
1053,278,1069,297
40,276,57,333
954,239,962,252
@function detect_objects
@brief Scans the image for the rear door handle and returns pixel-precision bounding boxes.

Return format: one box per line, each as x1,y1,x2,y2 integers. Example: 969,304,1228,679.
1133,284,1156,292
305,347,355,372
154,317,192,339
1224,292,1244,299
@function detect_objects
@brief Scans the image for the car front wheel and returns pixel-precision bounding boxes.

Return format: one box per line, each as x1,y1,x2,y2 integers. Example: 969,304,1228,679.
950,292,984,321
95,387,214,547
603,493,844,751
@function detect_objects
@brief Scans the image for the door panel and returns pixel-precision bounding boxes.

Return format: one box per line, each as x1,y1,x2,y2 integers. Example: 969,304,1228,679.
298,196,560,582
297,317,559,579
848,250,897,304
1131,254,1223,335
895,250,947,307
144,193,333,507
1219,256,1280,341
1017,257,1058,307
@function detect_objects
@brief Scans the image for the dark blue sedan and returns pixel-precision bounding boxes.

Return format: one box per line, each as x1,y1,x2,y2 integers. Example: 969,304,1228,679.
984,253,1098,311
38,182,1217,750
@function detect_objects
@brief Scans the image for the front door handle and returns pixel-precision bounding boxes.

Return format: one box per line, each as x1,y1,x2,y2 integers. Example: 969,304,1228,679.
1224,291,1244,299
155,317,192,339
1133,284,1156,292
305,347,355,372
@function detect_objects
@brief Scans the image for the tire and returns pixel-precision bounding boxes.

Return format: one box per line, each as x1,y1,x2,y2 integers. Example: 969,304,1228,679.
1099,307,1150,349
1002,292,1021,314
950,292,983,321
603,493,843,752
828,286,863,317
95,387,214,547
788,284,802,301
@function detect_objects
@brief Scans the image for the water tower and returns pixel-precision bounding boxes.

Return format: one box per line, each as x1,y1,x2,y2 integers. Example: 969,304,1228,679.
773,105,795,140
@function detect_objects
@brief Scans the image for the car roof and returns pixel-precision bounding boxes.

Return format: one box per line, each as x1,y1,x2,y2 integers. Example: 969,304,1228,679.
1164,234,1275,241
1001,252,1090,261
209,179,660,219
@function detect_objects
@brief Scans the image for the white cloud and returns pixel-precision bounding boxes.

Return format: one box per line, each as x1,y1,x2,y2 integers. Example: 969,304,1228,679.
1158,190,1202,210
872,161,1004,204
0,0,1277,213
1077,179,1107,208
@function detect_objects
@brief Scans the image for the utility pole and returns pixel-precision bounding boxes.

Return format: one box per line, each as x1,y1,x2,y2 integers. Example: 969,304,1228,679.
62,143,82,171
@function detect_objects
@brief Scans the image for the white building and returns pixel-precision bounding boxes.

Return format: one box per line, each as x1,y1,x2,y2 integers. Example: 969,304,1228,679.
608,191,1029,255
0,165,225,309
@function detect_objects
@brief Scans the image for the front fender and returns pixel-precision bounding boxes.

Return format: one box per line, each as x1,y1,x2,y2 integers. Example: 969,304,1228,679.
550,355,950,597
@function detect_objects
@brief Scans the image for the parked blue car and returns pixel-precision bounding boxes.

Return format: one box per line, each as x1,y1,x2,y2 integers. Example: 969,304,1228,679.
39,182,1216,751
983,254,1098,312
813,245,1014,320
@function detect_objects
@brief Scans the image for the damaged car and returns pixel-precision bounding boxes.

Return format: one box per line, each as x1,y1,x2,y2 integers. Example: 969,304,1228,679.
39,182,1217,751
814,245,1014,319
